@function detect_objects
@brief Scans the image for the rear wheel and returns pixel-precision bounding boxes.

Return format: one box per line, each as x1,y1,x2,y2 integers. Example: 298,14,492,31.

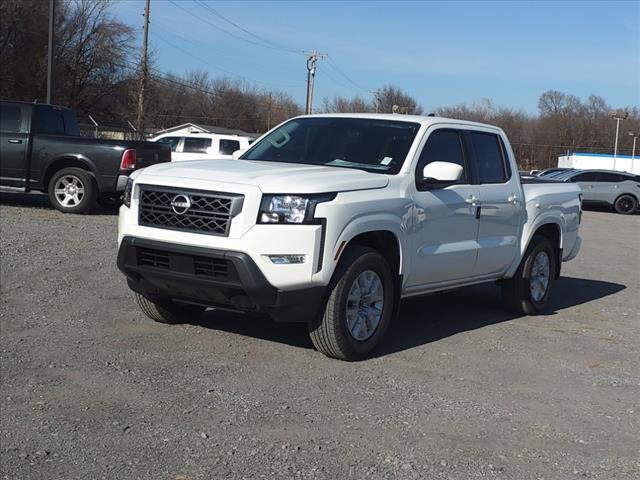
502,235,556,315
133,292,206,324
48,167,97,213
308,246,396,361
614,194,638,214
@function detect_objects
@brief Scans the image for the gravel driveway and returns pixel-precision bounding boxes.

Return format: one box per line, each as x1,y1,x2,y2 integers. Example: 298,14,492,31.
1,192,639,480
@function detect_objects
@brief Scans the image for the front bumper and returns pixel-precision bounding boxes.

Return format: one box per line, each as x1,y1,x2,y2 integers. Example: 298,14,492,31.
117,236,325,323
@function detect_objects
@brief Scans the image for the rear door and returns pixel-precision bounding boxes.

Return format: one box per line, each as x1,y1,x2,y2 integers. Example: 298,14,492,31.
570,172,600,202
0,103,30,187
590,172,625,204
467,130,523,277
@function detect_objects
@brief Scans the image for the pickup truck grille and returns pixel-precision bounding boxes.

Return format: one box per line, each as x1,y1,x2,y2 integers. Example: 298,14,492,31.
138,186,243,236
136,246,234,280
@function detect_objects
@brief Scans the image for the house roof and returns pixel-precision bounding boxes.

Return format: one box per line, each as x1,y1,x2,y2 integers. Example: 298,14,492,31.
153,122,259,138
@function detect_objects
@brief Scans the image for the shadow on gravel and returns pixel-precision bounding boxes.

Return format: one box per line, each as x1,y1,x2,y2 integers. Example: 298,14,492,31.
376,276,625,357
0,191,119,215
191,276,625,357
195,310,313,349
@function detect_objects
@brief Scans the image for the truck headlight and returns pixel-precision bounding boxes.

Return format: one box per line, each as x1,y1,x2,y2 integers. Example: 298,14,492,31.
258,193,336,224
123,177,134,208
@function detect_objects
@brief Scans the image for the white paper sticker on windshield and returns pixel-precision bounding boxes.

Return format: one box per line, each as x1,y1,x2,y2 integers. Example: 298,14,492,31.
381,156,392,165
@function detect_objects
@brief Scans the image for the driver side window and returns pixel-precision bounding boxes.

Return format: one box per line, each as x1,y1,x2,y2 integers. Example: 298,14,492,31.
416,129,467,184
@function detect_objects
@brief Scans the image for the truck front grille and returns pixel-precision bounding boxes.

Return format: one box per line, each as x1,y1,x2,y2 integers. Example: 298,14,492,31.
138,186,243,236
134,246,236,282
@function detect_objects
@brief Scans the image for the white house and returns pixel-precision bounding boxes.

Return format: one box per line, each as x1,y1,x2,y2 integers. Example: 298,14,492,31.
151,122,259,139
557,153,639,174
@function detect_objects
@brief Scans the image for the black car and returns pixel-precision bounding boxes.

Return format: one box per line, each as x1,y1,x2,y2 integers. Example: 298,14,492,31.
0,101,171,213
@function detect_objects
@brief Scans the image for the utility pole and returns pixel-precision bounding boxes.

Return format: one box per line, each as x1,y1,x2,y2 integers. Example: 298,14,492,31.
136,0,151,139
629,131,638,160
609,110,628,170
267,92,272,130
305,50,326,115
370,90,381,113
46,0,56,104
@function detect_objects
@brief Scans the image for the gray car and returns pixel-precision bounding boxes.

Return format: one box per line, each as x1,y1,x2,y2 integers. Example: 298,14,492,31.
550,169,640,214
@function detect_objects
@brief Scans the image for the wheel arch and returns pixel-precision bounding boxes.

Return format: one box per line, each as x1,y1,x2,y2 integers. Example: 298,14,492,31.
526,222,562,279
43,155,98,190
339,230,402,278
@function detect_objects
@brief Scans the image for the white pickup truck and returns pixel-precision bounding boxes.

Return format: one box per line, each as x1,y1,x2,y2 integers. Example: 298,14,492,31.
117,114,582,360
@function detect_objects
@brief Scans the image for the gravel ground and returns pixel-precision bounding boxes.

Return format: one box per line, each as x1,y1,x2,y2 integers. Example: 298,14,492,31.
1,192,639,480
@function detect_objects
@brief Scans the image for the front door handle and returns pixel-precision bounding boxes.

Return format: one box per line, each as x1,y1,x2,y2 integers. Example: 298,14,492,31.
465,195,479,206
8,139,23,144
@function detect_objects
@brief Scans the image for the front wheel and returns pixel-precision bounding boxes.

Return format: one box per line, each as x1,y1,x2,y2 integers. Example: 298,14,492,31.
133,292,206,324
308,246,397,361
48,167,97,213
502,235,556,315
614,195,638,215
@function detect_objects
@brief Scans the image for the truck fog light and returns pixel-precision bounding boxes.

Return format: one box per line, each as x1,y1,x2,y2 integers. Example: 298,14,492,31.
268,255,306,264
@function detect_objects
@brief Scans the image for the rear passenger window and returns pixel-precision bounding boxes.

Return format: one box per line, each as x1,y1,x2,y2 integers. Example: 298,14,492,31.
469,132,508,183
417,129,467,183
572,172,599,182
219,139,240,155
598,173,624,182
33,107,66,135
0,106,23,132
183,137,211,153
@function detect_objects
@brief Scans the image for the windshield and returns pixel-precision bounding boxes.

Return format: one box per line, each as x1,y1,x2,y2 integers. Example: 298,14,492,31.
241,117,421,174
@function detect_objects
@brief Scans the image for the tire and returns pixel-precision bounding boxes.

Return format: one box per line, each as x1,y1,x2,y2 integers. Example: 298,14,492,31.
502,234,556,315
308,246,397,361
133,292,206,324
614,194,638,215
48,167,97,214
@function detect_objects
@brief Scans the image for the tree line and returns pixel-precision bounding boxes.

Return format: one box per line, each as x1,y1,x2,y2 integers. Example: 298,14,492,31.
1,0,638,169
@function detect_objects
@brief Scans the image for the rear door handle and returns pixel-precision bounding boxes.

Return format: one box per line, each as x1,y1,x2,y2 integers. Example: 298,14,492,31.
8,139,23,144
507,194,520,205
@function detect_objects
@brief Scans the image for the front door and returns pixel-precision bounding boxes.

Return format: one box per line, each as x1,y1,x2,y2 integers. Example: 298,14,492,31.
407,128,480,288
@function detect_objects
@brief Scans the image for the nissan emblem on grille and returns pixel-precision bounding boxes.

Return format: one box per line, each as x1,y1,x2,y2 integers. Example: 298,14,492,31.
138,186,244,236
170,194,191,214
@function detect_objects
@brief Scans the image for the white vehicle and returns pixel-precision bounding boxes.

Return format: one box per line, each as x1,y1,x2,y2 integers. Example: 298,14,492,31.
118,114,582,360
150,133,253,161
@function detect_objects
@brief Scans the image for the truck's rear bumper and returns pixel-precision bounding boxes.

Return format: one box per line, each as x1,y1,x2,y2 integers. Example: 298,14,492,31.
117,236,325,323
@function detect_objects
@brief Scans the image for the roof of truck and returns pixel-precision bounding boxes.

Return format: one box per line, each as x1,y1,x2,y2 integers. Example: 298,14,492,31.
294,113,503,131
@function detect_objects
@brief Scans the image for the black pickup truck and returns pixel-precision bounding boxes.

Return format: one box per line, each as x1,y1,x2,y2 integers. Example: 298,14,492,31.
0,100,171,213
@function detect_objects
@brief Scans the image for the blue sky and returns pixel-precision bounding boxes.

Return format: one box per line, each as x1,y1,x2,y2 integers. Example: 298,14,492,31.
114,0,640,113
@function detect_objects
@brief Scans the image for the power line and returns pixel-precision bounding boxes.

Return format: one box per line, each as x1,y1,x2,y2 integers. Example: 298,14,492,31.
194,0,304,54
168,0,298,53
326,57,370,92
150,32,299,89
117,60,301,113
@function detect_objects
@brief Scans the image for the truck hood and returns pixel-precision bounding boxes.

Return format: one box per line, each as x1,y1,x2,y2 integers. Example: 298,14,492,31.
139,159,389,193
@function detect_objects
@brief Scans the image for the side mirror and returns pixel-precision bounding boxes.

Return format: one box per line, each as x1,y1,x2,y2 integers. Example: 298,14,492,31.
420,161,463,188
232,148,247,160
